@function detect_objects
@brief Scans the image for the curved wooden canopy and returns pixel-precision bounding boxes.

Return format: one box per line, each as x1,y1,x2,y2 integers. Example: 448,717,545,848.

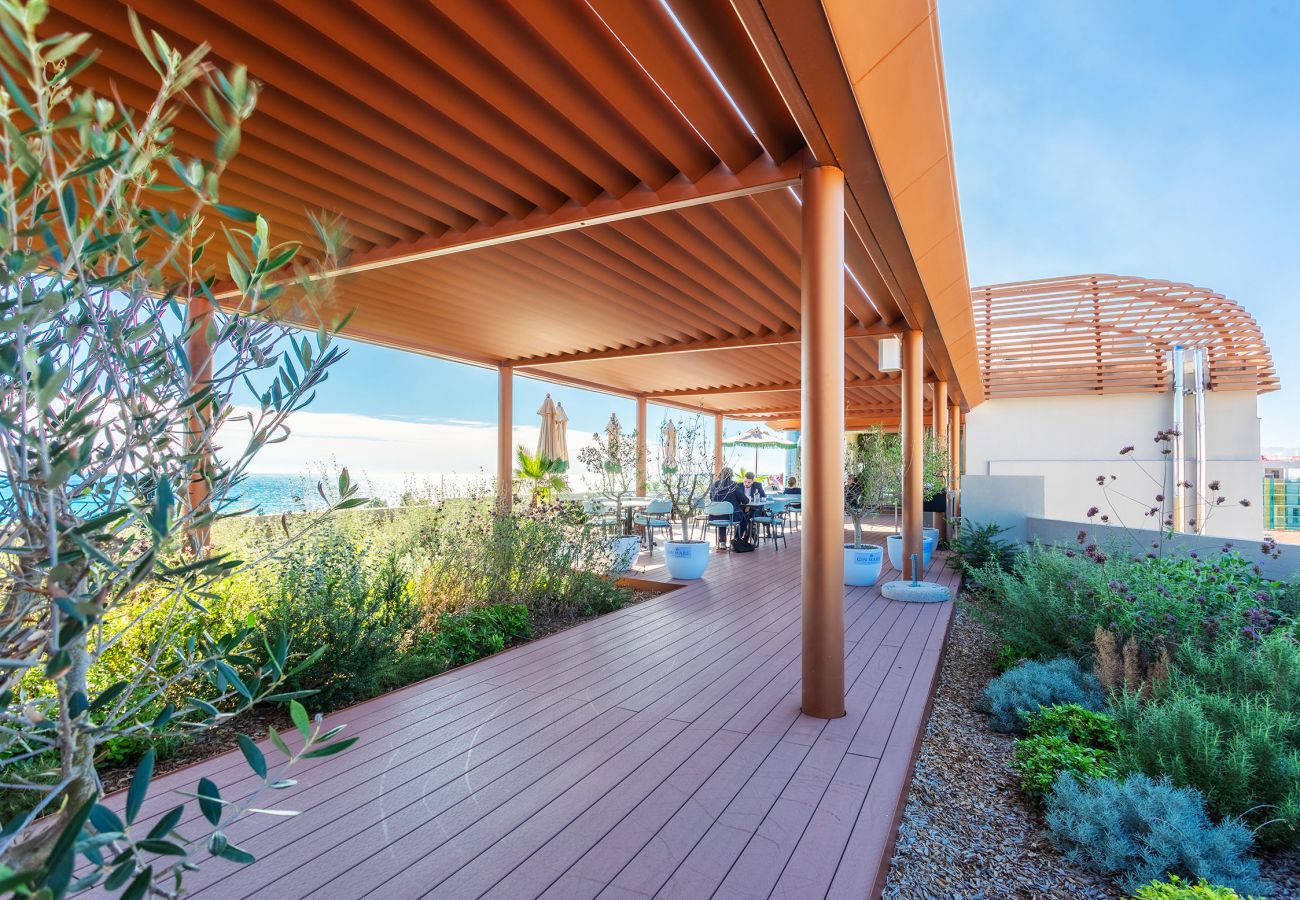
974,274,1279,399
49,0,981,419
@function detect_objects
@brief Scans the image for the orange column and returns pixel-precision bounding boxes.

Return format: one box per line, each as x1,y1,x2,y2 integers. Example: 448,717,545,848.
800,165,845,719
948,401,962,517
901,330,924,580
185,296,214,553
713,413,724,477
933,380,948,541
497,365,513,514
948,403,962,488
635,395,648,494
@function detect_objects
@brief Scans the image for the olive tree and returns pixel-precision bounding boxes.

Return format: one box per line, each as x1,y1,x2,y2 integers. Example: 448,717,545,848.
0,5,361,895
844,427,948,547
577,414,640,534
657,418,715,543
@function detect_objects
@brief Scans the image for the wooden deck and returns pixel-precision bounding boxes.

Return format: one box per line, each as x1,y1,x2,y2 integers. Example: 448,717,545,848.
107,526,956,900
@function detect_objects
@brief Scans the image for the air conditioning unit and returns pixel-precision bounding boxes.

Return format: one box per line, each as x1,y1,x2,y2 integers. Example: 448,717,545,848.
877,336,902,372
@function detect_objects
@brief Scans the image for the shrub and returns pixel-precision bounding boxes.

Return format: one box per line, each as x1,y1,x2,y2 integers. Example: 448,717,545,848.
1012,733,1115,801
1111,678,1300,848
262,532,421,710
1045,774,1264,895
1024,703,1118,751
421,604,532,669
980,658,1104,733
1132,875,1262,900
947,519,1018,582
993,643,1028,673
964,544,1104,660
965,541,1295,664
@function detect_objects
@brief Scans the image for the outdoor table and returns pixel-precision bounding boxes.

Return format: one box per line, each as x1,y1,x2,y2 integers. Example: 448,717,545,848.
602,496,654,536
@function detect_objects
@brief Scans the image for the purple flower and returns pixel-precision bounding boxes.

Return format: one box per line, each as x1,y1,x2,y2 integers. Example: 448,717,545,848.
1209,480,1221,491
1120,445,1135,455
1086,507,1100,519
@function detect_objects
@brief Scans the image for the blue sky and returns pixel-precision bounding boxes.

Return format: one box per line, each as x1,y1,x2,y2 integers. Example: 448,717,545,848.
239,1,1299,478
938,0,1300,447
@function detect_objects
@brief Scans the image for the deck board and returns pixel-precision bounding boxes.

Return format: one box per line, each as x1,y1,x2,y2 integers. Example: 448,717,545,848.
90,526,954,900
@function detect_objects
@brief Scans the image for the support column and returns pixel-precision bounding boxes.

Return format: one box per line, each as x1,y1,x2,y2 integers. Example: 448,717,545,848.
713,413,724,477
800,165,845,719
635,395,648,495
933,381,948,540
497,365,513,514
185,295,214,554
948,402,962,522
901,330,924,580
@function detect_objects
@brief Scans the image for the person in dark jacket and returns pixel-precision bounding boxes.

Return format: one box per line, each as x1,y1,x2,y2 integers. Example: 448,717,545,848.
708,467,751,542
741,471,767,505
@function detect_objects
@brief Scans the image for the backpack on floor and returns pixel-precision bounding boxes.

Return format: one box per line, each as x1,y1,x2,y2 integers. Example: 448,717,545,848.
730,536,755,553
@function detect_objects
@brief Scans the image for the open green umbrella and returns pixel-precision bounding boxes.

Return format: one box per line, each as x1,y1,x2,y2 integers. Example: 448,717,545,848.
722,424,798,475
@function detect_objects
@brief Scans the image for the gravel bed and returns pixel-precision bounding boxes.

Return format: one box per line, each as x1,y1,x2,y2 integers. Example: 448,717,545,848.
881,609,1122,899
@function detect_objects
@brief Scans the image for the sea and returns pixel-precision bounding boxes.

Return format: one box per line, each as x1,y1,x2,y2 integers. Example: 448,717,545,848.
232,471,493,515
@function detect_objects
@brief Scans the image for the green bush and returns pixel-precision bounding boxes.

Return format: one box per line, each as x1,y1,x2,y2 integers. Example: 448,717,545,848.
1024,703,1118,751
262,531,421,710
947,519,1018,583
1111,666,1300,847
993,643,1029,673
965,541,1293,662
965,544,1104,660
1045,774,1264,895
421,603,532,669
1132,875,1262,900
1012,732,1115,801
980,657,1104,733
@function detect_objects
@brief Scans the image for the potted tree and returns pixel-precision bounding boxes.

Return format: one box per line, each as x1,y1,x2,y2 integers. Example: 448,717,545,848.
659,418,716,579
578,414,643,572
883,430,949,571
843,428,897,585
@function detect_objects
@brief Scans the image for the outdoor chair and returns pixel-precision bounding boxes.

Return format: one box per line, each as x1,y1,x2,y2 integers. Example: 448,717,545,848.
581,498,618,535
750,497,788,550
633,499,674,554
704,500,739,549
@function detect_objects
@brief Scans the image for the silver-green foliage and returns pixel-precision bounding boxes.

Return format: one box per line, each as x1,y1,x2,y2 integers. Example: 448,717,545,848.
979,657,1104,733
1045,774,1265,895
0,4,361,894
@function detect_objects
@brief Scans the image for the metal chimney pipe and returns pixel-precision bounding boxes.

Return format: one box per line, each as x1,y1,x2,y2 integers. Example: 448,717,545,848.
1170,346,1186,532
1193,347,1208,534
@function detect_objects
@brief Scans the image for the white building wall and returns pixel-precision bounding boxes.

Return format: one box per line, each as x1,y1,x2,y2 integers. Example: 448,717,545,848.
964,392,1263,539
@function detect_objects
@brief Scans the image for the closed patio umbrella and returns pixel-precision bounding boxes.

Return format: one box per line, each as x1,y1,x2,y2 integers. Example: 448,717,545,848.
723,424,798,474
536,394,558,461
663,420,678,469
552,402,569,464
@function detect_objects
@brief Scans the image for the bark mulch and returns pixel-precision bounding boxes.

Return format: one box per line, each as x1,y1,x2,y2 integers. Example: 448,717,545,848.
882,609,1122,899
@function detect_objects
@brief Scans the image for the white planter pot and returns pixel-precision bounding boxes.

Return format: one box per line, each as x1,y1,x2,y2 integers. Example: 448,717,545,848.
886,533,936,571
608,535,641,573
843,544,884,586
923,527,940,549
664,540,710,580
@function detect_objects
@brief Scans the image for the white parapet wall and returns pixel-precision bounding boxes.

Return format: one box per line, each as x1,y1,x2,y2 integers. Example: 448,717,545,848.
964,392,1263,539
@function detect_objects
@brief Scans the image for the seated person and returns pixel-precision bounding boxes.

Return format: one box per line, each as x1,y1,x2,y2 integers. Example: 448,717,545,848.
741,472,767,505
708,466,751,541
783,476,801,497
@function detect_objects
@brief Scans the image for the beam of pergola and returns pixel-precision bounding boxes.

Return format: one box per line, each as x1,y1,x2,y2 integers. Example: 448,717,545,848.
646,375,909,398
212,153,806,299
510,322,900,367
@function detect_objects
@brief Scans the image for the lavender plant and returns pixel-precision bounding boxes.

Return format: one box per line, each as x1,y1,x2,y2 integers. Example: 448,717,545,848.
0,5,362,894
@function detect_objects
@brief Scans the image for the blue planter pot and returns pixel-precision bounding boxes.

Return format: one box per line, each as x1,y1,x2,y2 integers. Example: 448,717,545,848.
887,533,935,571
923,527,940,549
843,544,884,586
665,541,710,580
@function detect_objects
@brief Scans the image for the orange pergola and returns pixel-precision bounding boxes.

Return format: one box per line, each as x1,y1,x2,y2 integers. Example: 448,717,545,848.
53,0,980,717
974,274,1279,398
